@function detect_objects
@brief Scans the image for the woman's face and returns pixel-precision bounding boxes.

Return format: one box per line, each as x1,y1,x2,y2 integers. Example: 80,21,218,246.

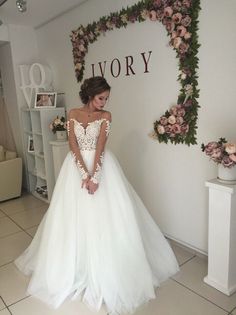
90,90,110,110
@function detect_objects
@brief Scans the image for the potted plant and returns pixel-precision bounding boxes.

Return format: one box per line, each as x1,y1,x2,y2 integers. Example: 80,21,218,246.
201,138,236,183
49,116,67,140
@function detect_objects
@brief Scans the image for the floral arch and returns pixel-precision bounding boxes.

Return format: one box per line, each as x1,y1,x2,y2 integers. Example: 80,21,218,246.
70,0,200,145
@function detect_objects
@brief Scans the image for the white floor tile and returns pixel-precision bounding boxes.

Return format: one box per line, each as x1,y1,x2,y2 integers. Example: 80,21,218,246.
0,211,6,218
0,263,30,306
25,226,38,237
0,232,31,266
172,256,236,312
0,309,11,315
8,207,46,230
0,195,47,216
0,217,22,238
9,295,107,315
0,298,5,311
170,242,196,266
128,279,227,315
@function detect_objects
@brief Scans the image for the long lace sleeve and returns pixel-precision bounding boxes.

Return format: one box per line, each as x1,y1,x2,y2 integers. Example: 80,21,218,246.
90,113,111,184
67,111,89,180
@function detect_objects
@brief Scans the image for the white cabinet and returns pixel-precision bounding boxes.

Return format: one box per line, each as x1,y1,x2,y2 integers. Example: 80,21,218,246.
21,107,65,202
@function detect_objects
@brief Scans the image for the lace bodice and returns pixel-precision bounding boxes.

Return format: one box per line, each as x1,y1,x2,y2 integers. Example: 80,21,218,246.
70,118,110,151
67,112,111,184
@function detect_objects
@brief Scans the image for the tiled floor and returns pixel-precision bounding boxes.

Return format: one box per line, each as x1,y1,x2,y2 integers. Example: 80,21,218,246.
0,194,236,315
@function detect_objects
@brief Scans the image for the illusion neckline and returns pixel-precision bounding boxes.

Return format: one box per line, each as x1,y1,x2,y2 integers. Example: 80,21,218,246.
71,118,106,131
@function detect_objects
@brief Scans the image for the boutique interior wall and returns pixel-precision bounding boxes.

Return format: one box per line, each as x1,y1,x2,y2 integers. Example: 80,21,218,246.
24,0,235,254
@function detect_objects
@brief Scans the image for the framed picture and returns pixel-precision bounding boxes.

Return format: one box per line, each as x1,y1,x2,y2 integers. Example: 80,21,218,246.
28,136,34,152
34,92,57,108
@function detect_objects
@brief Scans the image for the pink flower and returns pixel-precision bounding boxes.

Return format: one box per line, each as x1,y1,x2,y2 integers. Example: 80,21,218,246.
183,0,192,8
172,13,182,24
149,10,157,21
165,21,175,33
181,123,189,134
225,143,236,154
173,37,182,49
184,99,193,107
179,42,189,54
176,116,184,125
222,156,235,168
168,115,176,125
156,10,164,21
229,154,236,163
171,31,178,39
177,107,186,117
160,116,168,125
170,105,178,116
164,6,173,17
171,124,181,134
181,15,192,27
78,44,86,52
164,125,172,134
204,142,219,156
157,125,165,134
211,148,223,160
153,0,162,8
177,25,187,37
184,32,192,40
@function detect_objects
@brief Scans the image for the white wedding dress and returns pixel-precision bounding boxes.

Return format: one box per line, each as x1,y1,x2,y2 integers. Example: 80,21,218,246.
15,116,179,315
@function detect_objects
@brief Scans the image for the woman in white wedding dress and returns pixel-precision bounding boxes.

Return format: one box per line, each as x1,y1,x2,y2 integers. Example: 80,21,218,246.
15,76,179,315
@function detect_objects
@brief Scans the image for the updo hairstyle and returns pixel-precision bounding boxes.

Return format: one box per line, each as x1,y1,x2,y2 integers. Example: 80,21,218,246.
79,76,111,104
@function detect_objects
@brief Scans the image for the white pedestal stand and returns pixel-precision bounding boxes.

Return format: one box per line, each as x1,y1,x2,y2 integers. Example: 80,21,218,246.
50,141,69,181
204,179,236,295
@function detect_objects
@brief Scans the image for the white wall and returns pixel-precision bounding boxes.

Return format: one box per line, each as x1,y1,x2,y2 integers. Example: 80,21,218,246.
34,0,236,254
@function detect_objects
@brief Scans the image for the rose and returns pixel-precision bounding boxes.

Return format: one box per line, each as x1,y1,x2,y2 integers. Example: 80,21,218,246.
141,9,149,20
177,107,186,117
179,42,189,54
222,156,235,168
211,148,222,160
171,124,181,134
229,154,236,163
176,116,184,125
164,125,172,133
181,15,192,27
225,143,236,154
177,25,187,37
172,13,182,24
153,0,162,8
157,125,165,134
120,14,128,23
156,10,164,21
78,44,86,52
183,0,192,8
171,31,178,39
203,142,219,156
160,116,168,125
165,21,175,33
184,32,192,40
173,37,182,49
164,7,173,17
149,10,157,21
168,115,176,125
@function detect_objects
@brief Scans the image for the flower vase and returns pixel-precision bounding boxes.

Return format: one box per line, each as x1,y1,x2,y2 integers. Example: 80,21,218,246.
56,130,67,141
217,164,236,184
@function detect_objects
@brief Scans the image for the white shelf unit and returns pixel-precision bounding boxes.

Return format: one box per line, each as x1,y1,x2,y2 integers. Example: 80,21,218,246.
21,107,65,203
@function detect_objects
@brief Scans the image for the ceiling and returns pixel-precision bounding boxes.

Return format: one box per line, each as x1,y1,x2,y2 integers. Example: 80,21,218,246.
0,0,88,28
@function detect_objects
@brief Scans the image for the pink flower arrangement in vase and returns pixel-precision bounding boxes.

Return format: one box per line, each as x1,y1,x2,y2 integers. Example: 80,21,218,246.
201,138,236,182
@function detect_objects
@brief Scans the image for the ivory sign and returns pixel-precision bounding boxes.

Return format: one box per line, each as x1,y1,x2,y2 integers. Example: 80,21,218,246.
91,51,152,78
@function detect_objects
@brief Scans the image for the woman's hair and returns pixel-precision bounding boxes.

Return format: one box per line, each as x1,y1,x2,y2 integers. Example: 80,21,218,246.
79,76,111,104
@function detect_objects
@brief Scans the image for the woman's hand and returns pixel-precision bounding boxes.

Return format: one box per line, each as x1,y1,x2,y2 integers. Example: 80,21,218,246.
86,180,99,195
81,176,90,189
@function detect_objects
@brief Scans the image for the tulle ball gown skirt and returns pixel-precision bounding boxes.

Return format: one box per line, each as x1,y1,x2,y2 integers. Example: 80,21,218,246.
15,149,179,315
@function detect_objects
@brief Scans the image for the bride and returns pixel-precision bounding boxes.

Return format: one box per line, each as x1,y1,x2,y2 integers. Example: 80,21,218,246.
15,76,179,315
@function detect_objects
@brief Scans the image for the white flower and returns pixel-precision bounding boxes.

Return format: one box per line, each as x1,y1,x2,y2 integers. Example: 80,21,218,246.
225,143,236,154
157,125,165,134
168,115,176,125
